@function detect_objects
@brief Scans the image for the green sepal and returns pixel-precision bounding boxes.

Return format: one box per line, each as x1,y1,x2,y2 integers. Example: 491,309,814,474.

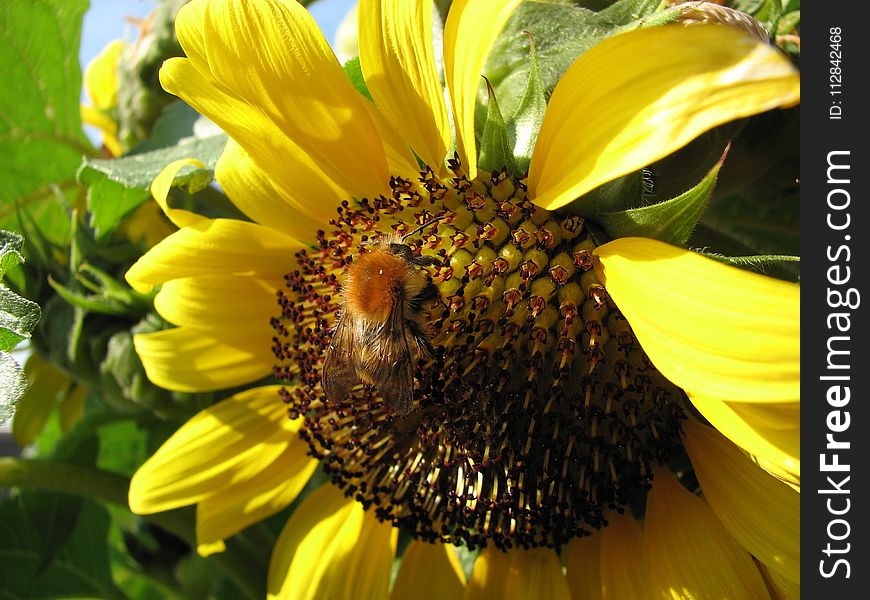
48,263,152,317
506,32,547,175
343,57,374,102
702,252,800,282
478,78,518,176
597,147,727,246
572,171,645,219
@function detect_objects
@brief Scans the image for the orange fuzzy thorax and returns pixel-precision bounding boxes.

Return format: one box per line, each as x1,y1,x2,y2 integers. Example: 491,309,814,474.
343,248,426,322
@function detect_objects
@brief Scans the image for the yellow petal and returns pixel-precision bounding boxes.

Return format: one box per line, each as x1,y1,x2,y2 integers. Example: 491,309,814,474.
391,540,466,600
12,354,69,447
196,436,318,556
600,513,647,600
505,547,570,600
150,159,209,228
216,139,333,240
645,467,770,599
58,385,86,433
154,274,282,334
120,200,175,248
684,420,799,584
125,218,299,293
528,25,800,210
363,99,422,179
160,57,350,213
129,386,290,513
268,484,396,600
563,530,603,600
133,327,274,393
760,561,800,600
175,0,392,198
594,237,800,479
690,396,800,485
359,0,451,172
594,238,799,403
443,0,522,180
83,39,123,110
80,104,122,157
465,546,511,600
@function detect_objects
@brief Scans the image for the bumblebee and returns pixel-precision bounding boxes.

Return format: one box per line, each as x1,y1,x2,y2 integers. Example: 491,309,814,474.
322,234,442,415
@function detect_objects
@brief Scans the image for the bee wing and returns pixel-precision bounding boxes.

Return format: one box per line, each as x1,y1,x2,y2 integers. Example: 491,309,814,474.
322,313,359,403
361,302,415,416
376,330,414,417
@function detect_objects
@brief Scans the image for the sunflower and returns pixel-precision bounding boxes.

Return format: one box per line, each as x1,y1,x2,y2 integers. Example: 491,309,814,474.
81,39,124,157
125,0,800,598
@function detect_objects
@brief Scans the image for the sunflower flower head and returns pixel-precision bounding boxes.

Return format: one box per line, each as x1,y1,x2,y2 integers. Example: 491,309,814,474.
275,160,688,550
127,0,800,597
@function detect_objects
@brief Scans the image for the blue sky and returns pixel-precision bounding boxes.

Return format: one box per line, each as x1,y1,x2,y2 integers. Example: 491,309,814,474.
81,0,356,68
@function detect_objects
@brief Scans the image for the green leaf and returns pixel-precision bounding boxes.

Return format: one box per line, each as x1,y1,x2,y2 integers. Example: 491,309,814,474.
34,295,92,382
96,419,149,476
0,351,26,426
79,133,228,192
86,178,151,240
77,133,228,237
343,56,374,102
1,232,41,351
506,32,547,174
20,491,84,573
0,229,25,277
0,0,91,243
0,284,39,350
598,149,725,245
776,10,800,34
483,0,661,119
0,495,126,600
696,185,799,258
477,79,518,176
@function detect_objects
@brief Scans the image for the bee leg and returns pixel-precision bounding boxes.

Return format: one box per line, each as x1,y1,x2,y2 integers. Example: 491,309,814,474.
410,255,444,268
415,281,440,304
406,319,436,357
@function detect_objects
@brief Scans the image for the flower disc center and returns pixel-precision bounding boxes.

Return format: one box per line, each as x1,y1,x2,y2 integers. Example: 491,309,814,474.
272,163,686,549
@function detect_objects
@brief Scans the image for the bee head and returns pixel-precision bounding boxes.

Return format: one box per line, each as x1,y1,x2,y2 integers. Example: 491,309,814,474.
387,242,414,261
